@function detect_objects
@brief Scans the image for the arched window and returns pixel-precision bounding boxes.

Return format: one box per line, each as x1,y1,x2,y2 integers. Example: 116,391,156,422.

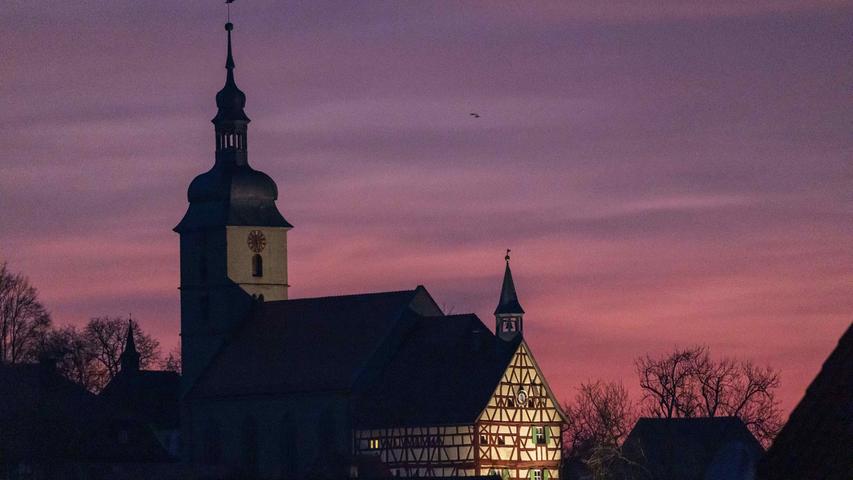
252,254,263,277
279,415,298,478
203,419,221,465
241,416,259,475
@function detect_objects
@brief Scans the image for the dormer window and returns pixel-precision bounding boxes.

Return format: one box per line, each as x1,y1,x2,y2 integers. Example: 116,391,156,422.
252,254,263,277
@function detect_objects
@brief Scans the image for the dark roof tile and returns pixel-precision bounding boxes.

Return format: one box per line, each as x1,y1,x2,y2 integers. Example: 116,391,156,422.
189,288,441,398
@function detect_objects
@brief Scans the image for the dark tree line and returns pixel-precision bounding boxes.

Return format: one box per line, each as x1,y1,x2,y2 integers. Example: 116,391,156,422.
563,346,782,478
0,262,180,392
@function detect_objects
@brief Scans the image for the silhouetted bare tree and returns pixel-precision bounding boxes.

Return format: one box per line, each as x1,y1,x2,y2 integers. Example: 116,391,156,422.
38,316,163,392
85,316,160,384
563,381,638,479
160,343,181,374
0,262,51,363
39,325,100,390
635,346,705,419
634,346,782,446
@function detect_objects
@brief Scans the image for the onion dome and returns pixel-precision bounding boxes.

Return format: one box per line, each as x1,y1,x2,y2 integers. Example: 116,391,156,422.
174,20,292,233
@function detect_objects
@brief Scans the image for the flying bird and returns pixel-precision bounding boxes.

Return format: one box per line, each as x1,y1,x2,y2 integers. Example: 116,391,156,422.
470,113,480,118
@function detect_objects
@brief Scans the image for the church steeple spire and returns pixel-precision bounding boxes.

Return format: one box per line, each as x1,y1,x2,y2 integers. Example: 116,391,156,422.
213,21,250,164
495,250,524,315
120,319,140,374
495,250,524,341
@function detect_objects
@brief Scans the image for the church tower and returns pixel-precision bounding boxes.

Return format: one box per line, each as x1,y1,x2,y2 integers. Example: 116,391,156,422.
175,21,292,391
495,251,524,342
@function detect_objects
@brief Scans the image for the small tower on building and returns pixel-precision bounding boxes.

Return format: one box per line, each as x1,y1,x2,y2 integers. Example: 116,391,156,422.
119,319,140,375
495,250,524,341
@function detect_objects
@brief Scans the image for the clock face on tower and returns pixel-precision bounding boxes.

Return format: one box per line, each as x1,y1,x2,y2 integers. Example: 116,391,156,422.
247,230,266,253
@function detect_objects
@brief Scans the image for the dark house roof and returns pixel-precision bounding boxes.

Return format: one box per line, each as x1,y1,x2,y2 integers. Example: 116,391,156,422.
100,369,181,430
622,417,763,480
0,362,171,465
759,323,852,480
189,287,443,398
352,314,518,428
0,362,94,463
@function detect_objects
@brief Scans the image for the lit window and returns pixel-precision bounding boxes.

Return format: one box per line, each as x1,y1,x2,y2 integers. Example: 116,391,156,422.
368,438,380,450
532,469,543,480
480,434,488,445
498,435,505,446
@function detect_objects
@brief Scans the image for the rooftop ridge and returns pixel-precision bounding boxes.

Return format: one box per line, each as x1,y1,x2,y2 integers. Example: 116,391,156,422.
264,288,419,304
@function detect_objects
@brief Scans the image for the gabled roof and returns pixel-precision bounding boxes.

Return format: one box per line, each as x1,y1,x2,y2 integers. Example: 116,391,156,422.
0,362,171,463
623,417,763,480
352,314,519,428
759,323,852,479
189,287,442,399
100,369,181,429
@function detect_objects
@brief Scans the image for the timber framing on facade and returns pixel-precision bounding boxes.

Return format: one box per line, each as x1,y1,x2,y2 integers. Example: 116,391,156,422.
353,341,566,479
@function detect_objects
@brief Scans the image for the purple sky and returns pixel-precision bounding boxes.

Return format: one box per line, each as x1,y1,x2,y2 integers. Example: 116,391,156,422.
2,1,851,415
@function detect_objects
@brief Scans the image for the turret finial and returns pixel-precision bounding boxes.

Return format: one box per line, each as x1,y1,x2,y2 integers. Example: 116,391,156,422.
225,22,235,71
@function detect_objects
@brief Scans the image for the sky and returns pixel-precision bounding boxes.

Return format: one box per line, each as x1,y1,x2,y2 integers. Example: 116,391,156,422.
2,1,851,416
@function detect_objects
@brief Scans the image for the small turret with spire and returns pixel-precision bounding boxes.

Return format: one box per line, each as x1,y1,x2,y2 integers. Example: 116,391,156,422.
213,21,251,166
120,318,140,375
495,250,524,341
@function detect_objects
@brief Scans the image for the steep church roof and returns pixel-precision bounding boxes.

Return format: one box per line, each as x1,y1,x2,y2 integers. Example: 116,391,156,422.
188,288,443,398
758,323,852,479
352,314,519,428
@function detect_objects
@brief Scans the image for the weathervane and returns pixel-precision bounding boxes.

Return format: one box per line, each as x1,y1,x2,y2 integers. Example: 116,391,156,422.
505,249,511,262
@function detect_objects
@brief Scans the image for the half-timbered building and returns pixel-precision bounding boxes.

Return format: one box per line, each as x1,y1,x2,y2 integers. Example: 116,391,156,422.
179,19,565,480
